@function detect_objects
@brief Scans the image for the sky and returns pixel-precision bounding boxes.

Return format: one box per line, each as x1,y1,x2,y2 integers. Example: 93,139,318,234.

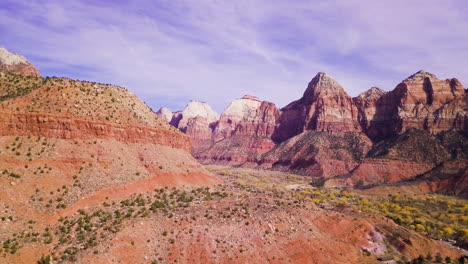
1,0,467,113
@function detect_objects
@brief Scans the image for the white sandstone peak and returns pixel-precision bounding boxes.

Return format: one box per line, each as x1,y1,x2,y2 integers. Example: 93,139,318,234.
156,107,173,122
221,96,262,122
177,100,219,129
0,46,29,66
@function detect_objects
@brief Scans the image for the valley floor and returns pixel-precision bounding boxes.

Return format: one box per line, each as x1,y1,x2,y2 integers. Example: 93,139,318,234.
1,166,467,264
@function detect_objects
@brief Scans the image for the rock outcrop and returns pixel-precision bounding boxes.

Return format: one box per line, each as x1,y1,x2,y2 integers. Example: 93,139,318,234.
274,72,361,142
353,87,386,133
258,131,372,179
174,100,219,132
326,128,464,188
159,70,467,193
0,46,41,77
214,95,279,140
184,115,217,152
156,106,173,123
367,70,467,139
195,96,280,164
160,100,219,153
0,112,190,151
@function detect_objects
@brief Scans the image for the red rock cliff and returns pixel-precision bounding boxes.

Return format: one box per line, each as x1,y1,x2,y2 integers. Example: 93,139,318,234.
274,72,361,142
367,70,467,139
196,96,280,164
0,112,191,151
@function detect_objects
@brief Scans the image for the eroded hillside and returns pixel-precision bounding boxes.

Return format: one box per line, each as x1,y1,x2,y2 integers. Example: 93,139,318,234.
0,72,220,263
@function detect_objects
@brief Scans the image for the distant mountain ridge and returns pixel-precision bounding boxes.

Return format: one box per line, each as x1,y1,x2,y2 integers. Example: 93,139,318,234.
160,70,467,195
0,46,465,263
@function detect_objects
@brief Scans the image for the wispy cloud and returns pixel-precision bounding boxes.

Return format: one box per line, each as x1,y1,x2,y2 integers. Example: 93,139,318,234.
1,0,467,112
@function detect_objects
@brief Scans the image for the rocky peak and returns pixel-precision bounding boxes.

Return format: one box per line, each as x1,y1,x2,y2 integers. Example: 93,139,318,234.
303,72,349,103
177,100,219,129
221,96,262,120
156,107,173,123
397,70,465,101
353,87,387,134
356,87,386,101
404,70,437,82
213,96,279,141
0,46,41,77
0,46,29,65
274,72,361,142
366,70,467,139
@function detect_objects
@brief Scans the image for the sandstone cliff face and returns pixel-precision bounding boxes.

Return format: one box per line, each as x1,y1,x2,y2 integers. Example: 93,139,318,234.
156,104,219,152
367,70,467,139
338,129,463,188
161,100,219,153
214,95,262,140
274,72,361,142
0,112,190,151
214,97,280,140
196,135,277,166
184,115,217,152
0,46,41,77
353,87,386,133
195,96,280,164
159,70,467,192
175,100,219,131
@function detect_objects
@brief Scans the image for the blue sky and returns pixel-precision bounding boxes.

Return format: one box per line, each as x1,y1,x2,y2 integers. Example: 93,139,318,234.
1,0,467,112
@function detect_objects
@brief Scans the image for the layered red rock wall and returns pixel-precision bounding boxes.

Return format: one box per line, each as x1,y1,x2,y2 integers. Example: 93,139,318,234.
164,70,467,189
348,159,434,186
353,87,387,134
274,72,361,142
196,97,280,164
366,71,467,139
220,100,280,138
0,112,191,151
184,116,217,152
158,101,219,153
0,63,41,77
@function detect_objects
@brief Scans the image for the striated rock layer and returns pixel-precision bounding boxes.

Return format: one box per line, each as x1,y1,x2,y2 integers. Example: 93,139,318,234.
214,96,279,140
274,72,361,142
158,100,219,153
0,112,190,151
196,96,280,164
366,70,467,139
175,100,219,131
353,87,387,134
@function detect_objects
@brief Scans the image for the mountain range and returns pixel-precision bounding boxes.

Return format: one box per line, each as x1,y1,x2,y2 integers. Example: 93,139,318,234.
1,46,466,263
158,70,467,196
